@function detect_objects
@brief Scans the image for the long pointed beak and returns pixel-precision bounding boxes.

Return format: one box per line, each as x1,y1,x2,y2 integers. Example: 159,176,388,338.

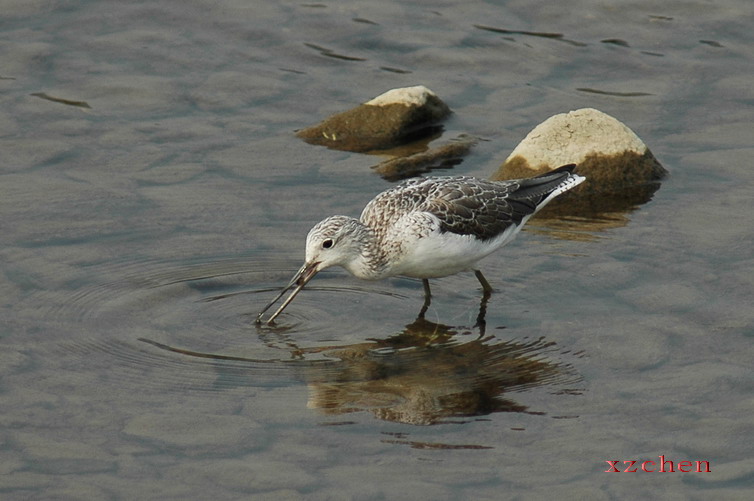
256,261,320,324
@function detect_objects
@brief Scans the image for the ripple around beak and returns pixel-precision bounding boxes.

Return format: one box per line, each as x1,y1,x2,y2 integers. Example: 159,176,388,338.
256,262,320,324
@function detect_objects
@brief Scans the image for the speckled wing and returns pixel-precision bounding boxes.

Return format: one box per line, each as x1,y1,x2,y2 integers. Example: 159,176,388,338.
360,165,578,242
360,177,437,234
421,165,579,240
418,177,531,240
361,176,531,241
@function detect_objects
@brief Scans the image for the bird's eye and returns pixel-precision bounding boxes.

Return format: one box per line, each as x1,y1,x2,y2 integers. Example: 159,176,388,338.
322,239,334,249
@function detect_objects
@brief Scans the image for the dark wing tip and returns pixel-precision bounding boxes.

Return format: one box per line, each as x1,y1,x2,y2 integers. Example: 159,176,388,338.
537,163,577,177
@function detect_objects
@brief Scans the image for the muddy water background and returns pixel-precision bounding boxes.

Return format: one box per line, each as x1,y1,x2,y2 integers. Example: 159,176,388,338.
2,0,753,499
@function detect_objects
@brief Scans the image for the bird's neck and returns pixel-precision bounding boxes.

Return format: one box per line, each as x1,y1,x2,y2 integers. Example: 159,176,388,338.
344,222,389,280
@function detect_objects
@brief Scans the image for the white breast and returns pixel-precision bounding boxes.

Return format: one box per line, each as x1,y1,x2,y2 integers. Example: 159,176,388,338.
383,212,522,279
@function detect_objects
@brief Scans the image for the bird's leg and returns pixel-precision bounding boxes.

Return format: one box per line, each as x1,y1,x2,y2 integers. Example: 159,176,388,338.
473,270,492,333
474,287,490,334
474,270,494,294
422,278,432,298
418,279,432,318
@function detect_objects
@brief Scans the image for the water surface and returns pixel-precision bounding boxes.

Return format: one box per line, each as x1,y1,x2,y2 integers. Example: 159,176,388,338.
1,0,752,499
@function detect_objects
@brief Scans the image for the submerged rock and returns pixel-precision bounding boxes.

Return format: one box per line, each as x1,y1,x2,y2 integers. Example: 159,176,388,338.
296,85,451,152
491,108,667,193
372,134,478,181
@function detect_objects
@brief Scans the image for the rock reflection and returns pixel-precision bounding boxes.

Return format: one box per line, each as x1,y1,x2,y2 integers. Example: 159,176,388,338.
526,179,663,241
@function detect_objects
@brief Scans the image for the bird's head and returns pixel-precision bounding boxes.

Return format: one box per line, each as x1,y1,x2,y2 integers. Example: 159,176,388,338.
303,215,367,278
255,215,369,324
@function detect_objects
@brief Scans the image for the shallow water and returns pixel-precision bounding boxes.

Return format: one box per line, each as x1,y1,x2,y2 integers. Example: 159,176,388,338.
2,0,753,499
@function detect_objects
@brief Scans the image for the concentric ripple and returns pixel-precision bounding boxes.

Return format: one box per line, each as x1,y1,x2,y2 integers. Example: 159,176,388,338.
32,255,585,423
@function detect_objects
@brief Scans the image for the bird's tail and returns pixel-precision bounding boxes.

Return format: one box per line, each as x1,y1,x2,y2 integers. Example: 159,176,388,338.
511,164,585,210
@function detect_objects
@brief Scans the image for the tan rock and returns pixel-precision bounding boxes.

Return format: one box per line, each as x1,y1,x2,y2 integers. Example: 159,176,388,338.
296,85,451,152
491,108,667,193
492,108,668,236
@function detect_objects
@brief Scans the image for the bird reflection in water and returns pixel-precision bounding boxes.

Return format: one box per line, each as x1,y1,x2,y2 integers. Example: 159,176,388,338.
140,311,581,425
286,315,580,425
